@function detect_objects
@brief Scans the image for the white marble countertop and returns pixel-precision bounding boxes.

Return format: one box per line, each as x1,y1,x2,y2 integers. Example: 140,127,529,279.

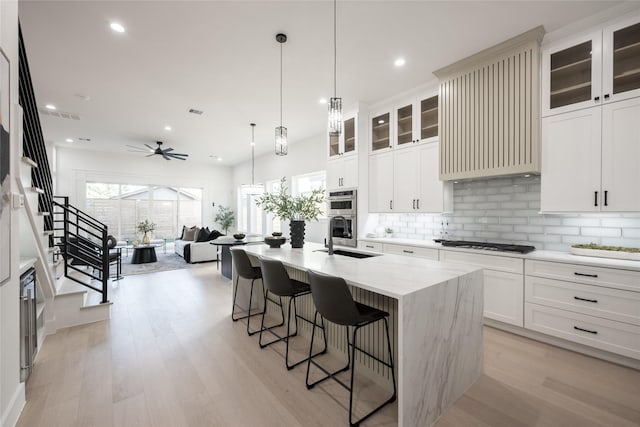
359,237,640,272
240,242,481,299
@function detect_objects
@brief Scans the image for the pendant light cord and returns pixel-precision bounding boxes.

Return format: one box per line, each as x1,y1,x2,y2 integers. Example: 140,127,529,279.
280,41,283,126
333,0,337,97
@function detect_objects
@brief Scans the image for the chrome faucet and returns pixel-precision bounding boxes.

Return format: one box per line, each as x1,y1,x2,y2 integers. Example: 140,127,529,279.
327,215,347,255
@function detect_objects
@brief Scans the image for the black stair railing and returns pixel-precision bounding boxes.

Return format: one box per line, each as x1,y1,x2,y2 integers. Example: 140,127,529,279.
53,196,109,304
19,23,53,233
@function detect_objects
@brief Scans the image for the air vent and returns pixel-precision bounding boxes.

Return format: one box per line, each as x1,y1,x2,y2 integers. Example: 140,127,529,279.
78,137,91,142
38,108,80,120
188,108,204,115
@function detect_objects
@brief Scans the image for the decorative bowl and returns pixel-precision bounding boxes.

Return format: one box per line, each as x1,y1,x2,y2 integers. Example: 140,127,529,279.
233,233,246,240
265,236,286,248
272,232,283,237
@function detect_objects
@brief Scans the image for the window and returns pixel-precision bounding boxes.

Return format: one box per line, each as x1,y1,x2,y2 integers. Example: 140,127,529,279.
237,186,263,234
85,182,202,240
264,179,282,235
291,171,327,218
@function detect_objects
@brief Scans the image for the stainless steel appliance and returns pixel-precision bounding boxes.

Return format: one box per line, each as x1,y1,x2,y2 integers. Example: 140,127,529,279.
439,240,535,254
20,268,37,382
328,189,357,247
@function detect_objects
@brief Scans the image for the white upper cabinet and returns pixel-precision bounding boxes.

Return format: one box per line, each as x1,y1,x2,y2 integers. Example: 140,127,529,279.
394,92,439,149
327,155,358,190
543,14,640,117
328,111,358,159
601,97,640,211
368,151,394,212
542,96,640,212
542,31,602,117
418,142,452,212
370,108,393,154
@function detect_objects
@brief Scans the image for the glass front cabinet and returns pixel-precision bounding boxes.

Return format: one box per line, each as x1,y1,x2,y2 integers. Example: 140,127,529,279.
393,93,439,149
328,112,357,159
542,14,640,117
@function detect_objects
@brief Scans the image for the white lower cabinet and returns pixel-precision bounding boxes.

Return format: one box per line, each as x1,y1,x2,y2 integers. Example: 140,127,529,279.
357,241,383,252
383,243,438,260
439,250,524,327
525,303,640,360
525,259,640,360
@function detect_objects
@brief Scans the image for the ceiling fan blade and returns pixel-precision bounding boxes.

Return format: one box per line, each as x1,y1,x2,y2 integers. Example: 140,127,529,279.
167,153,188,160
162,153,171,161
144,144,156,151
145,153,155,157
126,144,149,152
162,147,174,153
168,152,188,157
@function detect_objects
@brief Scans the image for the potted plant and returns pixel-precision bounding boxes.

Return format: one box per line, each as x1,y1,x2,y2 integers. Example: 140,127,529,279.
214,205,235,235
137,219,156,245
385,227,393,238
255,177,325,248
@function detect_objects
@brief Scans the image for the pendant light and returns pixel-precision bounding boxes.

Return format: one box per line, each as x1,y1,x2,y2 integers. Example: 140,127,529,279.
275,33,288,156
328,0,342,135
241,123,264,195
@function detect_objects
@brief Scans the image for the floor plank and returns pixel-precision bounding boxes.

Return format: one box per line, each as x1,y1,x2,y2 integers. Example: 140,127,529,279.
17,265,640,427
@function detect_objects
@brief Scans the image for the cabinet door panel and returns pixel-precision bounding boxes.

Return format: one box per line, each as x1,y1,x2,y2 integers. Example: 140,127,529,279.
484,270,524,327
601,97,640,211
395,103,414,147
394,148,419,212
603,16,640,103
341,156,358,189
541,107,602,212
417,142,450,212
369,152,394,212
542,32,602,117
343,116,357,154
418,95,438,143
326,160,343,190
371,111,392,153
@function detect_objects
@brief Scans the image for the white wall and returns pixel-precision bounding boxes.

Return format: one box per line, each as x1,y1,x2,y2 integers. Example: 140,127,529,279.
55,147,233,233
1,1,25,426
232,132,328,243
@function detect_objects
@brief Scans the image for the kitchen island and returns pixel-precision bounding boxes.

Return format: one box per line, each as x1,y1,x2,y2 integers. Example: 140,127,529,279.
240,243,484,427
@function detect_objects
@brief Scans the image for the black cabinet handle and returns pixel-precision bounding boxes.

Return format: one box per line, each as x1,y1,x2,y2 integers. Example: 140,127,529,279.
574,326,598,335
417,199,420,209
390,200,393,210
403,249,414,254
412,199,416,209
574,296,598,303
604,190,608,206
604,94,610,99
365,245,374,248
594,191,598,207
575,272,598,278
594,96,600,101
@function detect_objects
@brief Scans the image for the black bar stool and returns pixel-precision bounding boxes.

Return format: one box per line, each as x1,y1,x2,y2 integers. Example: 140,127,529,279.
230,248,283,336
258,258,327,370
305,270,397,427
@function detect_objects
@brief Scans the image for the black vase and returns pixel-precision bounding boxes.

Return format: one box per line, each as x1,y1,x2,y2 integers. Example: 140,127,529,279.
289,220,306,248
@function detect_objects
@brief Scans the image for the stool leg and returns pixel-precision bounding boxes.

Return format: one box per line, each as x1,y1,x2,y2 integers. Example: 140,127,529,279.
384,317,397,402
348,326,359,427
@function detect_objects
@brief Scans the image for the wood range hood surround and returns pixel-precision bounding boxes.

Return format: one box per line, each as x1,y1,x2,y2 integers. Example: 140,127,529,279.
434,26,546,181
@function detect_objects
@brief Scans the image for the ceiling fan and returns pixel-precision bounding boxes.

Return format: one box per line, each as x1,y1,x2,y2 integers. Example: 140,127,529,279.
126,141,189,161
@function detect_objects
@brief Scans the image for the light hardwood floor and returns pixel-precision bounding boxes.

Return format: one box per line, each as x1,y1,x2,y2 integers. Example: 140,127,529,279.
17,265,640,427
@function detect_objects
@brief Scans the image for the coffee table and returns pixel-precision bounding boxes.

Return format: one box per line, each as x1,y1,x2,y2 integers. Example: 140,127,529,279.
128,243,163,264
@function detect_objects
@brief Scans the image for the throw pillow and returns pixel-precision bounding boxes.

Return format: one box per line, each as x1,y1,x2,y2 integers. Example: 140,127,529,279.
182,227,198,241
207,229,223,241
196,227,210,242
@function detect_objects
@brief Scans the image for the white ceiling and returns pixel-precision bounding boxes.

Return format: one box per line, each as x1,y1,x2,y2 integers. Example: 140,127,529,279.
19,1,619,165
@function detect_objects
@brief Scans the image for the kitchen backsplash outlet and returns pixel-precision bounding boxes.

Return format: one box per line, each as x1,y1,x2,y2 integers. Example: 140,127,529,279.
373,176,640,252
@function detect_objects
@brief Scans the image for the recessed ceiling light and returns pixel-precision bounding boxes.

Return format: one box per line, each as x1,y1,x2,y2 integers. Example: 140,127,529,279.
65,138,73,143
164,125,172,131
394,58,406,67
378,119,385,124
319,98,327,105
110,22,125,33
524,174,531,178
45,104,56,110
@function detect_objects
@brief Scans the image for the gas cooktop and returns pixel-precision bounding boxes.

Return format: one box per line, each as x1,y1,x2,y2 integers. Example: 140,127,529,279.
437,240,536,254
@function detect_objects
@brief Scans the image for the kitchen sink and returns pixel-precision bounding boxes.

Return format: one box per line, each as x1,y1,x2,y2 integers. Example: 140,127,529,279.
315,249,380,259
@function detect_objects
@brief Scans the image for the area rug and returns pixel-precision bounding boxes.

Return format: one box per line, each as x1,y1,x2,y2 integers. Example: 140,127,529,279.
119,252,216,276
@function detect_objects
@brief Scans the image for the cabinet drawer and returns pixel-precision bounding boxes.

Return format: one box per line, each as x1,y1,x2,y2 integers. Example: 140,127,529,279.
440,250,523,274
383,243,438,260
525,260,640,292
485,270,524,327
525,303,640,360
357,241,383,252
525,276,640,326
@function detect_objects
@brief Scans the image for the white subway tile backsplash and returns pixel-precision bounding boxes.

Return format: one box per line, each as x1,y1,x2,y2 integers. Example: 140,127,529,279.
372,177,640,251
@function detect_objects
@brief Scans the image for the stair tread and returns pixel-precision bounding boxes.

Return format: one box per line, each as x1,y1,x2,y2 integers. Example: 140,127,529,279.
56,277,89,295
38,212,50,216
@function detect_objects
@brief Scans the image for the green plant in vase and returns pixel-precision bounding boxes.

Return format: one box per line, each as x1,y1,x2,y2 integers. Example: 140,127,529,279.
255,177,325,248
137,219,156,245
214,205,235,235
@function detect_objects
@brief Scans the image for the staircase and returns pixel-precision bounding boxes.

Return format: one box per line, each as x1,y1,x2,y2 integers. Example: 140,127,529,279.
18,23,111,333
